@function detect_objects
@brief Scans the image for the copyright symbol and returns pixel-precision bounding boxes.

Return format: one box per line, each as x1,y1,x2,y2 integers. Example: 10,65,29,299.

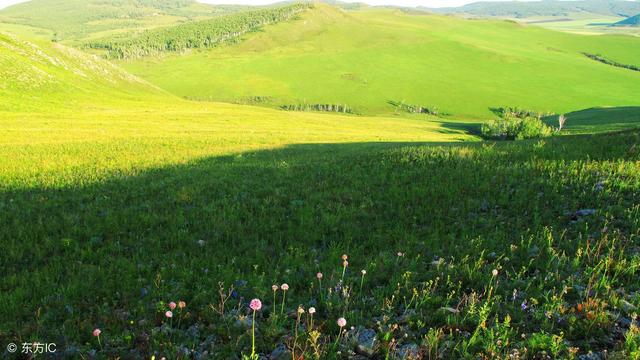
6,343,17,353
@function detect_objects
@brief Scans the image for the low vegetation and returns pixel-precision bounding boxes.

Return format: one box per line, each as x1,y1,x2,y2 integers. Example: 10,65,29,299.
86,4,310,59
389,101,440,116
2,125,639,358
281,103,354,114
481,107,555,140
583,53,640,73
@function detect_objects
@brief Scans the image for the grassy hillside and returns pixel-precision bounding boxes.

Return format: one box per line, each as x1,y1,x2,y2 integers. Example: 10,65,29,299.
0,31,167,111
0,29,474,185
87,3,312,59
0,0,239,44
123,5,640,119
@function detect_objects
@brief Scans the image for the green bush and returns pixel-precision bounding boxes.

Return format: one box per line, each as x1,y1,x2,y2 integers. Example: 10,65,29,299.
481,115,553,140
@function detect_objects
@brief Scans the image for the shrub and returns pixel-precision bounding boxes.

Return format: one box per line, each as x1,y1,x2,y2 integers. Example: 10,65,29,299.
481,116,553,140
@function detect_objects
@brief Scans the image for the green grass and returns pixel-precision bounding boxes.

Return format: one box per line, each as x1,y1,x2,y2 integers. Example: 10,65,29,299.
123,5,640,120
2,121,639,358
2,5,640,359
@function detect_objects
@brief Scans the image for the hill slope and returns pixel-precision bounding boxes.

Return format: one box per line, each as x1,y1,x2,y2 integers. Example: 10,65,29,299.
0,31,165,111
123,5,640,119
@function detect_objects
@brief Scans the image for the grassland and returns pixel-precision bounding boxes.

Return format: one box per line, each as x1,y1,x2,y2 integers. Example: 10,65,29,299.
0,0,242,44
1,2,640,359
123,5,640,119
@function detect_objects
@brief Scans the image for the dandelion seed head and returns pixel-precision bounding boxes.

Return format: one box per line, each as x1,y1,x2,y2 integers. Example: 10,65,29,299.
250,298,262,311
337,317,347,327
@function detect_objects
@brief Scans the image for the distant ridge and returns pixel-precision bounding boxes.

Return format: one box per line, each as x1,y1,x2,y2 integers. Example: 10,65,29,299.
429,0,640,18
613,13,640,26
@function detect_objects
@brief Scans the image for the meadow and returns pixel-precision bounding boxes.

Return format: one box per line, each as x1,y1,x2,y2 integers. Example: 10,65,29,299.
123,5,640,119
1,1,640,359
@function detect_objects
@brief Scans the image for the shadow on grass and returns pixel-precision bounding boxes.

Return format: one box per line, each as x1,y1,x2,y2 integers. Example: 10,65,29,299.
544,106,640,133
1,131,638,341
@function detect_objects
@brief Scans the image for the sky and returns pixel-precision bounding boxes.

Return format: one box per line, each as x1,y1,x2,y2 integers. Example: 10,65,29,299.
0,0,541,10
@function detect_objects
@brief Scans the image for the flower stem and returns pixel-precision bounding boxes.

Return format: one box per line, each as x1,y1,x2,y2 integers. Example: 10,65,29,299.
280,291,287,315
251,309,256,358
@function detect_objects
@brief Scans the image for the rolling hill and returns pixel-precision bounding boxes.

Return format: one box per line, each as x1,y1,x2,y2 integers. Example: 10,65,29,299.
0,29,473,182
122,4,640,119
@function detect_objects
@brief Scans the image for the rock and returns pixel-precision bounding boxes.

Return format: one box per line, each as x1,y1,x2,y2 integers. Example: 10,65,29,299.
618,316,635,329
186,325,199,338
575,209,597,217
440,307,460,314
578,352,602,360
620,300,637,314
355,329,377,357
270,343,291,360
396,343,420,359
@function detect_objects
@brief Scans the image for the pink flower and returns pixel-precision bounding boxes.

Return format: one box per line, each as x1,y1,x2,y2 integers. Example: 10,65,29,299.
337,317,347,327
165,310,173,318
169,301,177,310
281,283,289,291
272,284,279,292
250,298,262,311
317,272,323,279
178,301,186,309
92,328,101,337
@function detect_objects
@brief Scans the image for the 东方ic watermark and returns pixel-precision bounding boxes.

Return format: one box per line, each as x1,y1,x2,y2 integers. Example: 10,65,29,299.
6,342,57,354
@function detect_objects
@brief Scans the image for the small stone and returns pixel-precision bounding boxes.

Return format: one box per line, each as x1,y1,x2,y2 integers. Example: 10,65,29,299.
270,343,291,360
575,209,597,217
619,299,637,314
355,329,377,357
578,352,602,360
440,307,460,314
396,343,420,359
